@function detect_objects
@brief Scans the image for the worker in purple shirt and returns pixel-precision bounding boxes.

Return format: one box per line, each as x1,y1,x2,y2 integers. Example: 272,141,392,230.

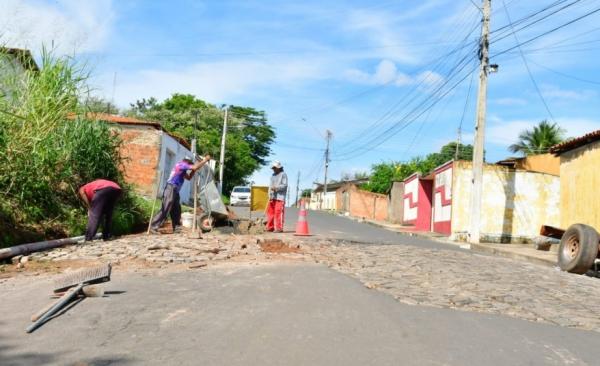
150,154,211,234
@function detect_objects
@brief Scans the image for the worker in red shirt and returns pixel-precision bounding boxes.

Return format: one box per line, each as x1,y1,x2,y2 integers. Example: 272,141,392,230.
78,179,123,241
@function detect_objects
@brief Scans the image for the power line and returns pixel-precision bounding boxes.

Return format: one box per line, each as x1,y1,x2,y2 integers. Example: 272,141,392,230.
334,32,480,153
492,0,585,46
333,46,478,159
333,62,478,161
492,6,600,58
528,58,600,84
501,0,557,123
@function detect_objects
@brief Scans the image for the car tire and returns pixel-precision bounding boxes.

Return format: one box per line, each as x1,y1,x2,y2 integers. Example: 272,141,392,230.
558,224,599,274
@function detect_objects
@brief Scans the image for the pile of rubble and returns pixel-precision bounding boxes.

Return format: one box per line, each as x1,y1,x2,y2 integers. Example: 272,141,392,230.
12,232,311,270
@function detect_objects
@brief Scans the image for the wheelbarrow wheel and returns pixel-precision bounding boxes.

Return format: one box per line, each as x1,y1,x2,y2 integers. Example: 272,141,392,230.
199,214,214,233
558,224,599,274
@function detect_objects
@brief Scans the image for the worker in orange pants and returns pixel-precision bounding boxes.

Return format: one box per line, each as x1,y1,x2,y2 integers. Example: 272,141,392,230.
266,160,288,232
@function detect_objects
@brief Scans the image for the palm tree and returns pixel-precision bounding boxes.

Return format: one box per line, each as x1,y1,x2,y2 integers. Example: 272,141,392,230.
508,120,565,156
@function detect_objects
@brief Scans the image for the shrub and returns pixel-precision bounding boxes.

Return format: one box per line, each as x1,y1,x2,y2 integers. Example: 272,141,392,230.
0,48,150,247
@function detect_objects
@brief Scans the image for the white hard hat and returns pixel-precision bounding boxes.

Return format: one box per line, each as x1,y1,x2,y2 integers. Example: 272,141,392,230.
271,160,282,169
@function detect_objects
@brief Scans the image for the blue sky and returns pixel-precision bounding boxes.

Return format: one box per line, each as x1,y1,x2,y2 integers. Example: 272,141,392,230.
3,0,600,190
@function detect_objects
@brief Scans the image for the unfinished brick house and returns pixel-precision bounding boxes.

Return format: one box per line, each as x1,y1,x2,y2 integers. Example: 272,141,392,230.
91,113,193,204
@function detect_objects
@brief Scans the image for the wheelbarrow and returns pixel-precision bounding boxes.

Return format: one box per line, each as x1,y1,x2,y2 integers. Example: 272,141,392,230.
195,164,229,232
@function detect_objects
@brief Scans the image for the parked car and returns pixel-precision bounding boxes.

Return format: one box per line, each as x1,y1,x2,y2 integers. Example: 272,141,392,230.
230,186,251,206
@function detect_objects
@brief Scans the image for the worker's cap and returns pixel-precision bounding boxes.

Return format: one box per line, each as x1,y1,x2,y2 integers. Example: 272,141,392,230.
183,155,194,162
271,160,282,169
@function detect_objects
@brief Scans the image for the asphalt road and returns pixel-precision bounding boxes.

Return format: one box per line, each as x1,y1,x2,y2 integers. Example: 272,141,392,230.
232,206,460,251
3,264,599,366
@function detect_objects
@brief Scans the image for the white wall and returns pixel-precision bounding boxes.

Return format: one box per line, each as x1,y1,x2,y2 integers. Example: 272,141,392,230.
433,166,453,223
310,191,336,210
158,132,193,204
403,178,419,222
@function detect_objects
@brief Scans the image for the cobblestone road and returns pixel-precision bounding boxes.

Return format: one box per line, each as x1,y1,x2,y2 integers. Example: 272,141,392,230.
5,232,600,333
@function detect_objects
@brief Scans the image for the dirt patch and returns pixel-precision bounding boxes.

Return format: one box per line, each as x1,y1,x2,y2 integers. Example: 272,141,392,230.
259,239,302,254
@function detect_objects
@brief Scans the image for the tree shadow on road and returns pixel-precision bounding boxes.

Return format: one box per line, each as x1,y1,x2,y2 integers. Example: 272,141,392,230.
0,320,136,366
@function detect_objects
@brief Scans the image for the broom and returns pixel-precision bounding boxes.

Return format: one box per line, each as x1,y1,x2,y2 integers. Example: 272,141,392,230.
26,264,112,333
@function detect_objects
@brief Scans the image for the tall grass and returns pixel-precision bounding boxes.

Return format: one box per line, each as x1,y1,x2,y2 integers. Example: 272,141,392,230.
0,48,150,247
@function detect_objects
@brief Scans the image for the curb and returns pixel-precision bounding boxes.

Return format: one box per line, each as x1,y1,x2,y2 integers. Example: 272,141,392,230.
346,215,464,248
469,243,557,268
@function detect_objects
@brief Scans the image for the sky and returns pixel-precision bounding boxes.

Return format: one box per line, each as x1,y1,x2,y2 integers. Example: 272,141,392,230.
2,0,600,192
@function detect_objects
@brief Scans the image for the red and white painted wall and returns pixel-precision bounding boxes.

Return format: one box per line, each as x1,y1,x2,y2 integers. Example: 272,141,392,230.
432,162,453,235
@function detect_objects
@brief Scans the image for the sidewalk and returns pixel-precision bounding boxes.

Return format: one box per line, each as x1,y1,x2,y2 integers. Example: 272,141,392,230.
352,215,559,268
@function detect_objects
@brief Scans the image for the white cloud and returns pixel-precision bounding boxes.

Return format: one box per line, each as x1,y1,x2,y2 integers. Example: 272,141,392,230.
101,58,329,106
486,118,600,146
491,98,527,106
344,59,442,87
0,0,114,54
540,84,595,101
344,10,416,64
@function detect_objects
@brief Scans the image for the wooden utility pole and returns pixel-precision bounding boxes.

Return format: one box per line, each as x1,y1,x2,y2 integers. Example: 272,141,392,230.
469,0,491,244
321,130,332,210
191,138,198,233
218,107,228,195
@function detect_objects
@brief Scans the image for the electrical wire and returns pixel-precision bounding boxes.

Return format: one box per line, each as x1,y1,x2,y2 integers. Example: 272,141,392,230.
492,6,600,58
501,0,557,123
333,41,479,159
527,59,600,84
333,15,482,152
333,61,479,161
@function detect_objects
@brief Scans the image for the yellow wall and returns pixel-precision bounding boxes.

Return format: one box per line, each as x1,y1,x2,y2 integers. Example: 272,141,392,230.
560,141,600,229
452,161,560,242
516,154,560,176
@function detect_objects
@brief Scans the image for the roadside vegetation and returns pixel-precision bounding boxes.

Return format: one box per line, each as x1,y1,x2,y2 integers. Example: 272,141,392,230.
509,120,565,156
126,94,276,195
361,142,474,194
0,49,151,247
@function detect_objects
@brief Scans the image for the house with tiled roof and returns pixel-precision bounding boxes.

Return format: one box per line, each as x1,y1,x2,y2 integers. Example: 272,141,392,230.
551,129,600,230
84,113,194,204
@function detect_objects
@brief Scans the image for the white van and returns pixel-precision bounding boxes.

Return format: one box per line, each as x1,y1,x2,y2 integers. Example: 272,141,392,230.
230,186,251,206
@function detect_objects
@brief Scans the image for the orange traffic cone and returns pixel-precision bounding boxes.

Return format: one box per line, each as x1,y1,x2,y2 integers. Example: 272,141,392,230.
294,199,311,236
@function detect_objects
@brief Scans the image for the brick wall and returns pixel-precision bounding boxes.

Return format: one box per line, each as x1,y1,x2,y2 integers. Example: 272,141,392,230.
337,184,388,221
116,125,161,196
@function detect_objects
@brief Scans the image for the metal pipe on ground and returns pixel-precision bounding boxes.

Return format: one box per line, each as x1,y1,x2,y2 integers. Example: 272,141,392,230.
0,234,100,261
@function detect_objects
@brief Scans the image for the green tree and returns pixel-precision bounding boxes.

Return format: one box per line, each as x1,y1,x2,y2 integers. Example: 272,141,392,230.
127,94,275,194
361,142,473,194
83,96,119,114
509,120,565,156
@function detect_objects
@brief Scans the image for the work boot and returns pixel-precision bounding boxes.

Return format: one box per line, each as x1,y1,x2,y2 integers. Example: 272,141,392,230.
173,226,183,234
149,227,161,235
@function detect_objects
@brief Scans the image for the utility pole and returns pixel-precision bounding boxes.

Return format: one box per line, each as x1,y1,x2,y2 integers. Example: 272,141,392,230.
218,107,228,195
295,171,300,207
191,138,198,233
469,0,491,244
455,127,462,160
321,130,332,210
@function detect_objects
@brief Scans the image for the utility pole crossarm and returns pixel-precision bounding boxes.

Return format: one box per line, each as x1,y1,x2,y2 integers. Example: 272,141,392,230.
469,0,491,244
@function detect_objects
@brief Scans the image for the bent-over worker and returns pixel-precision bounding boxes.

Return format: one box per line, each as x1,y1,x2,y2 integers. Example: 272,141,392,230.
79,179,123,241
150,154,211,234
266,160,288,233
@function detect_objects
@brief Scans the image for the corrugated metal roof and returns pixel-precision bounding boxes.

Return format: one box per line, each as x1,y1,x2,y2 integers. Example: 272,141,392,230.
550,130,600,155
